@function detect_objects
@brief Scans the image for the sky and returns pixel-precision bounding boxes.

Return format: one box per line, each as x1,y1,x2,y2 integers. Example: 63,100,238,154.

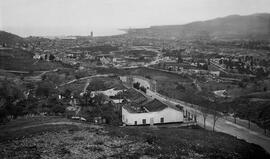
1,0,270,37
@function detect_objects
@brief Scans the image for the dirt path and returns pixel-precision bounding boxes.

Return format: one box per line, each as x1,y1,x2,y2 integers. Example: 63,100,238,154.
5,121,86,132
59,74,114,87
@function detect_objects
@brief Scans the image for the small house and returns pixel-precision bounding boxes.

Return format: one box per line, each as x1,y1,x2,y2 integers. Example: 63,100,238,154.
122,99,183,125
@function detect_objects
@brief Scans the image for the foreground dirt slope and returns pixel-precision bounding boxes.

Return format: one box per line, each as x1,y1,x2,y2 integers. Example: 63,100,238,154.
0,117,269,159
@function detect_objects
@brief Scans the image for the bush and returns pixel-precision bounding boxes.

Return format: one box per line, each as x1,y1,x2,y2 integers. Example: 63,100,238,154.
51,105,65,114
0,108,9,123
35,81,56,98
55,145,71,156
145,134,158,145
176,84,185,91
72,136,85,141
140,86,147,93
84,145,103,152
133,82,140,90
93,139,104,145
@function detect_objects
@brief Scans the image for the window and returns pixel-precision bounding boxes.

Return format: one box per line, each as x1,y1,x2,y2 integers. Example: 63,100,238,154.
142,119,146,124
134,121,137,125
160,117,164,123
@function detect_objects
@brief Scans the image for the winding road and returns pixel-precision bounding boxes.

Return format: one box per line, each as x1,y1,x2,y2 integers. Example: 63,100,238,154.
131,75,270,153
58,73,115,87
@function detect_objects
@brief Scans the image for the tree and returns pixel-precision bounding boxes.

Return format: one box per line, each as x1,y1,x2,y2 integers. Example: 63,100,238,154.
230,101,240,124
62,89,72,98
49,54,55,61
190,109,198,123
35,81,55,98
20,98,38,115
244,102,253,129
255,67,265,79
133,82,140,90
100,102,120,125
178,54,183,63
6,104,24,118
210,98,222,132
82,91,92,107
200,106,209,129
51,104,65,114
232,113,238,124
93,94,106,107
140,86,147,93
46,73,62,84
258,104,270,135
87,93,107,116
211,107,221,132
0,80,25,121
41,74,47,81
258,120,269,135
0,108,9,123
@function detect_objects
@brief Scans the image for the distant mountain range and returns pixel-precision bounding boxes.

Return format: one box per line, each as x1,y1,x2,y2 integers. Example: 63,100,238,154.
127,13,270,40
1,13,270,42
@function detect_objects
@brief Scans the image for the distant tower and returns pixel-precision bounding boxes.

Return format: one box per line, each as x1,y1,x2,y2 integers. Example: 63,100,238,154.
90,31,93,38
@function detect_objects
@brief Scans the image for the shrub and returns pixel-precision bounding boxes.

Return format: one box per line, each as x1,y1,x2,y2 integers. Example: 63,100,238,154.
55,145,71,156
176,84,185,91
145,134,158,145
140,86,147,93
133,82,140,90
84,145,103,152
72,136,85,141
93,139,104,145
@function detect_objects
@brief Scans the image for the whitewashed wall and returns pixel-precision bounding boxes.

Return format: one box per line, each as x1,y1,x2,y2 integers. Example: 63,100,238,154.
119,76,127,82
122,107,183,125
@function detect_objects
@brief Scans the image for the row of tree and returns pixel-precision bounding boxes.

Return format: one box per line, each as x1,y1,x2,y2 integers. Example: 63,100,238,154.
0,80,68,123
133,82,147,93
197,97,270,135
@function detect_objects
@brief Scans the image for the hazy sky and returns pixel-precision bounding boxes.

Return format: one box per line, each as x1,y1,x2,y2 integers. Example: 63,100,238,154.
1,0,270,37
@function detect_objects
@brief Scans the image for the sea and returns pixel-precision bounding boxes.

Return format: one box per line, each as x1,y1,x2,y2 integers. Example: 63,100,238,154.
3,26,126,38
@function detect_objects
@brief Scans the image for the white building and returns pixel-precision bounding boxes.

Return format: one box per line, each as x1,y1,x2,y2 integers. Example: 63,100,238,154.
122,99,183,125
93,88,124,97
210,71,220,76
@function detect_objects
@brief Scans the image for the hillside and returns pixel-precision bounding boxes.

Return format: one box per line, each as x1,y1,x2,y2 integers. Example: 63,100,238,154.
127,13,270,40
0,116,269,159
0,31,66,71
0,49,66,71
0,31,27,47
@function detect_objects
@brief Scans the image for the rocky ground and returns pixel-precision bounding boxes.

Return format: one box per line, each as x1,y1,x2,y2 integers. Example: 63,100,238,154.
0,117,269,159
0,123,153,159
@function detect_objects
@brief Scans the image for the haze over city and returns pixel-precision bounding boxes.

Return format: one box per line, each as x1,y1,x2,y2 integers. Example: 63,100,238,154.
1,0,270,37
